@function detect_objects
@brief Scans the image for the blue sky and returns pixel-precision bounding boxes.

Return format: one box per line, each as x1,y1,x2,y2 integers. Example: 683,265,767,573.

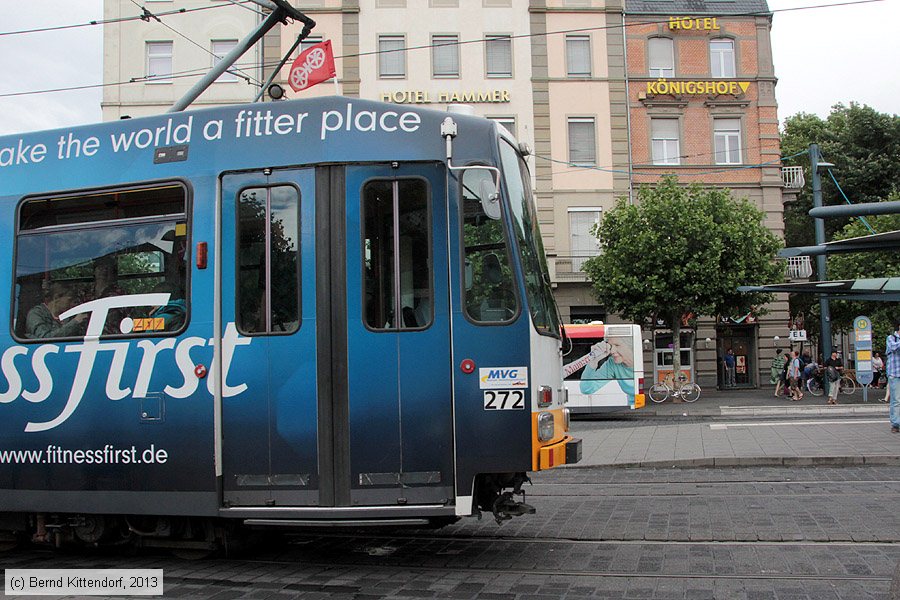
0,0,898,135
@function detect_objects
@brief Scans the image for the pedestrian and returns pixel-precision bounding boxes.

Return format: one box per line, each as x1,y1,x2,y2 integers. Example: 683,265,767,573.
885,320,900,432
872,351,885,390
771,348,787,396
787,350,803,401
724,348,736,389
801,356,818,394
824,350,843,405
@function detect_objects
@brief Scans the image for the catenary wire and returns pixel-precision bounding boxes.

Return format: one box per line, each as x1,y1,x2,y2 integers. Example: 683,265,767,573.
0,0,888,99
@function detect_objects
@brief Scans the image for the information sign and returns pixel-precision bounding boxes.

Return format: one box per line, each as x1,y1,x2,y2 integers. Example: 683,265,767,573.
854,316,873,387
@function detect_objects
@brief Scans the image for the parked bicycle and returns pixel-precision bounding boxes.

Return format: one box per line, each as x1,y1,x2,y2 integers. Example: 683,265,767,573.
648,372,701,403
806,365,856,396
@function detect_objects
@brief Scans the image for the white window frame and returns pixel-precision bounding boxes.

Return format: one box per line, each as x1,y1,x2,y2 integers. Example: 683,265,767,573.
710,38,735,78
485,35,512,78
567,117,597,167
432,34,460,78
297,35,324,59
211,39,239,83
650,118,681,165
565,35,592,77
146,41,173,84
487,116,517,139
568,208,602,272
713,118,742,165
378,34,406,78
648,37,674,78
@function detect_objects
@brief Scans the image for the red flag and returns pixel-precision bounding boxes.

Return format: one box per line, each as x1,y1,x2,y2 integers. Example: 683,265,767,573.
288,40,336,92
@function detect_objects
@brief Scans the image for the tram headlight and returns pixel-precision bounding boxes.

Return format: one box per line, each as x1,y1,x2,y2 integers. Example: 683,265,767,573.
538,412,555,442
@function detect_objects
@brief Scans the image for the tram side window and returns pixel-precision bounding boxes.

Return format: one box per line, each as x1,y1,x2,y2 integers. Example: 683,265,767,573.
14,184,189,340
461,169,517,323
237,186,300,335
363,179,432,330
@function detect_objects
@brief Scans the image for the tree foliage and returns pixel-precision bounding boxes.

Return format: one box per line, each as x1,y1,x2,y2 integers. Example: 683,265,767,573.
582,177,783,378
781,103,900,339
815,201,900,349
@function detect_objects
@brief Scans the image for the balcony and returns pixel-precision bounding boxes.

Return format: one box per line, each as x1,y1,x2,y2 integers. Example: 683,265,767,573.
549,254,596,283
782,166,805,189
785,256,813,280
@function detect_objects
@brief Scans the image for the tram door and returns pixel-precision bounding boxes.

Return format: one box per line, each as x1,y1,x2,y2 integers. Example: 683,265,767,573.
221,164,453,508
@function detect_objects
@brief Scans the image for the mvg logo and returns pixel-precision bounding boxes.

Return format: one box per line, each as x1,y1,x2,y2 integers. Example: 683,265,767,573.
479,367,528,390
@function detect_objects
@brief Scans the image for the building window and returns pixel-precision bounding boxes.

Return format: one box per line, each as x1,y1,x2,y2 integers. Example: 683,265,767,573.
710,39,735,78
432,34,460,78
568,209,601,272
146,41,173,83
648,37,674,78
651,118,681,165
713,118,742,164
298,36,323,57
378,35,406,78
566,35,592,77
487,116,517,139
14,184,189,340
567,117,596,166
211,40,238,82
485,35,512,77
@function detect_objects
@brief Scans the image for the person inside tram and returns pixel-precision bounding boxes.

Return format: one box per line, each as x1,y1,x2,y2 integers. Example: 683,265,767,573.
25,282,88,339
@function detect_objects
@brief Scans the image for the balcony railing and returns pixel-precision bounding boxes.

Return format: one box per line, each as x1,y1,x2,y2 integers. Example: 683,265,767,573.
785,256,813,280
549,254,597,283
782,166,805,189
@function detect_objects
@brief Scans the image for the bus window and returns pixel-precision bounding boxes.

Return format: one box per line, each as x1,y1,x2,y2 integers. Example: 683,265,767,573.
237,185,300,335
363,179,431,330
497,141,560,336
461,169,517,323
14,183,189,340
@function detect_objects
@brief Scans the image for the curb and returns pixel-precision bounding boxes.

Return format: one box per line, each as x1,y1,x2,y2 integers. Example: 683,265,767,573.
564,455,900,469
720,405,889,417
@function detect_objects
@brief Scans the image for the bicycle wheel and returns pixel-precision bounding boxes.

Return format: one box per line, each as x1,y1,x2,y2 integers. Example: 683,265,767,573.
680,383,701,403
648,383,670,403
840,375,856,395
806,378,824,396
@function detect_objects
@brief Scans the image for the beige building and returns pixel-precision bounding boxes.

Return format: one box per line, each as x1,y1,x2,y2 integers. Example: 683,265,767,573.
101,0,799,388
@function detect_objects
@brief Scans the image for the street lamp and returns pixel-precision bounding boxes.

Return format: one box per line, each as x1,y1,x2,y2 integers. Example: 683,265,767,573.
773,335,780,347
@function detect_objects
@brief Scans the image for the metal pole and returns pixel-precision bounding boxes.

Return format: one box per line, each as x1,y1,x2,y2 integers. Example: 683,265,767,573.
168,7,286,112
810,143,832,359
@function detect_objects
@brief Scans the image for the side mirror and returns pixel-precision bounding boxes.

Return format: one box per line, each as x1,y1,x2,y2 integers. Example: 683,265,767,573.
465,259,473,291
483,253,502,284
479,178,501,220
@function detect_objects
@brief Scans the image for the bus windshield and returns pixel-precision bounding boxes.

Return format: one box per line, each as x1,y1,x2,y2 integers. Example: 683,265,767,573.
498,140,560,337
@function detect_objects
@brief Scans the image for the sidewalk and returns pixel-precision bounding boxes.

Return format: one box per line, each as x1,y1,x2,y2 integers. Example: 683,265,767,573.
568,386,898,469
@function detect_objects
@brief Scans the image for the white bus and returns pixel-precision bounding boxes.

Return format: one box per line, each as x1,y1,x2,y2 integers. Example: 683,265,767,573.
563,323,645,414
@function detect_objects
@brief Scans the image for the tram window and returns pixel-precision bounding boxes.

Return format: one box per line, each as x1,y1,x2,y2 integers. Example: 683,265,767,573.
362,179,431,330
13,183,189,340
461,169,517,323
237,185,300,335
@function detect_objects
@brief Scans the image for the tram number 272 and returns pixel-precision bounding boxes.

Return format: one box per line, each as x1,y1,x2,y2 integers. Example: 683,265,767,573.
483,390,526,410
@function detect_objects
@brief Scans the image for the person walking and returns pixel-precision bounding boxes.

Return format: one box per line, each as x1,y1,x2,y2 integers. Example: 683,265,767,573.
824,350,843,405
787,350,803,401
771,348,787,397
885,321,900,432
724,349,736,389
872,351,885,390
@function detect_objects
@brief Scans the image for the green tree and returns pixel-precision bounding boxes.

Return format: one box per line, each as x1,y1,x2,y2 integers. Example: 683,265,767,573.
819,203,900,350
781,103,900,340
582,177,783,382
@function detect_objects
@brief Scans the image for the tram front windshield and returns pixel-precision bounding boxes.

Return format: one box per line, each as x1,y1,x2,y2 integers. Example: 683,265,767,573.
498,140,560,337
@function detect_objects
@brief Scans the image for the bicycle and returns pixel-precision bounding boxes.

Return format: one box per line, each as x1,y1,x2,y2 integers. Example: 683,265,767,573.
648,372,701,403
806,366,856,396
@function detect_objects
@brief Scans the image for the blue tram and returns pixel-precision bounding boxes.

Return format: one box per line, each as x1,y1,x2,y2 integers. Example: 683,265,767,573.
0,97,580,551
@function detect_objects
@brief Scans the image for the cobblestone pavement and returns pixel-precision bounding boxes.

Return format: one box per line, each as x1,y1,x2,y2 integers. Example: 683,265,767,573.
2,466,899,599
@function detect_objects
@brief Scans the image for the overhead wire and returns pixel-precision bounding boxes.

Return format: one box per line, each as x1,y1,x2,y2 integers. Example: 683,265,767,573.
0,0,888,99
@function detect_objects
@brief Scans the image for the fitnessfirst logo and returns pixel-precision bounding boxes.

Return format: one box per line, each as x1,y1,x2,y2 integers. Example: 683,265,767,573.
0,294,251,433
479,367,528,390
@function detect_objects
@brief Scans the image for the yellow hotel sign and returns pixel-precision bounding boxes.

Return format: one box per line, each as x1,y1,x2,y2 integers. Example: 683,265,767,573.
668,16,721,30
646,80,750,96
